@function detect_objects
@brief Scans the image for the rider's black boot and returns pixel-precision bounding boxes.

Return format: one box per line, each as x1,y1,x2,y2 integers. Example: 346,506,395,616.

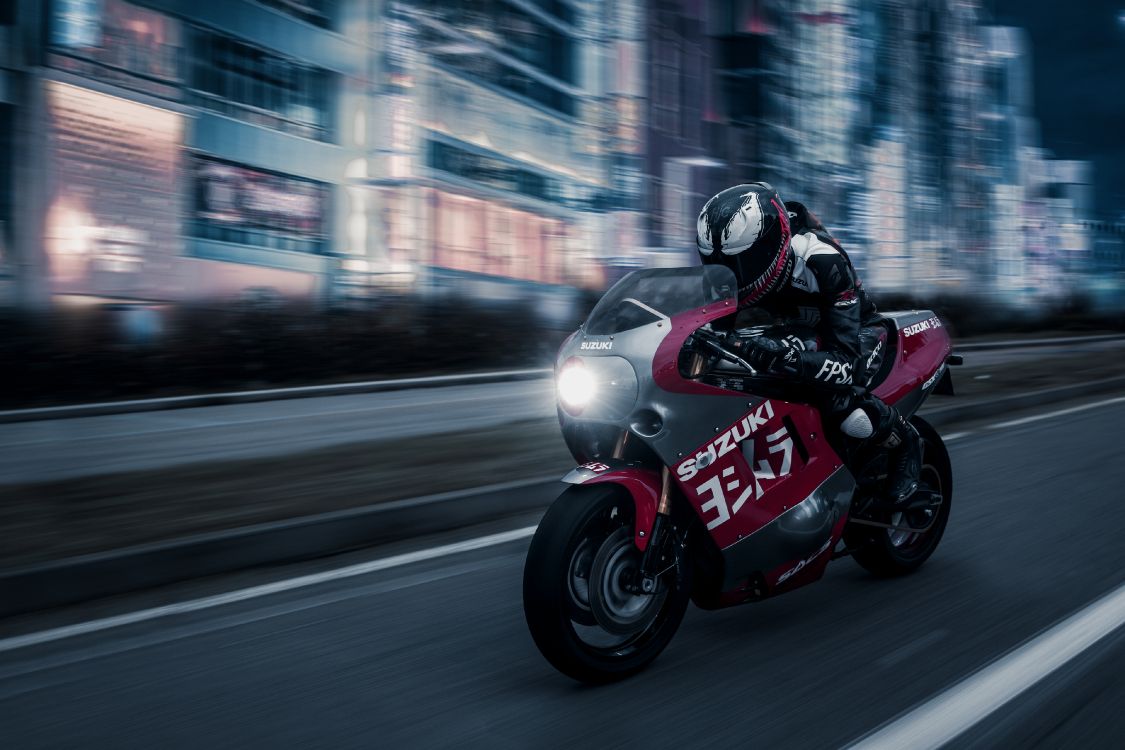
882,417,922,506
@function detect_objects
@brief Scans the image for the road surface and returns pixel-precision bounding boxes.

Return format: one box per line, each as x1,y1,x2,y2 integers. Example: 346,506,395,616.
2,396,1124,748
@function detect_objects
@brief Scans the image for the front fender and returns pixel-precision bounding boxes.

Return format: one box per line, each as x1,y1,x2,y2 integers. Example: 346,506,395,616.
562,461,660,551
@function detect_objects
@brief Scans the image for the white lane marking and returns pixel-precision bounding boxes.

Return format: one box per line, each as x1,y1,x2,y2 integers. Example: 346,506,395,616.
0,526,536,654
986,395,1125,430
0,557,513,690
942,431,969,442
849,581,1125,750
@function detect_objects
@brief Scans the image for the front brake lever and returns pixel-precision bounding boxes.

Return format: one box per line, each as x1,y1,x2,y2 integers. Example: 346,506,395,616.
697,336,758,374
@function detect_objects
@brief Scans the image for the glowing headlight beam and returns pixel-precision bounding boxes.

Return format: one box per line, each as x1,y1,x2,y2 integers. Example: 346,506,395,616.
557,365,597,410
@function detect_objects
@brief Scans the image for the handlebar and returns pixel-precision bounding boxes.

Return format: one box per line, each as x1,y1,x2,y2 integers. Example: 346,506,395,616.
689,328,759,374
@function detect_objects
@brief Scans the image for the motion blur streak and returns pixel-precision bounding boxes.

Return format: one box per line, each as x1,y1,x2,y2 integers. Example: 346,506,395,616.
986,394,1125,429
0,526,536,654
848,581,1125,749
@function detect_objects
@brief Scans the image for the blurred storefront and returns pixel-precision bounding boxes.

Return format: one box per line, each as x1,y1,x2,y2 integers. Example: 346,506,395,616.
6,0,368,307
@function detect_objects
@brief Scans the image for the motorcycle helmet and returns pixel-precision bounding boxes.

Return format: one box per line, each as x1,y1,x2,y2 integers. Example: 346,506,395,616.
696,182,792,306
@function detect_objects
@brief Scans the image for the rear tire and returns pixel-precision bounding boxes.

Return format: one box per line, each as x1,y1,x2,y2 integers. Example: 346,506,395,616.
845,417,952,577
523,483,691,683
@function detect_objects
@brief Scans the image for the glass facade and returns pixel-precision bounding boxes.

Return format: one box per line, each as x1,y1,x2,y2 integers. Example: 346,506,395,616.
187,29,334,142
48,0,184,100
411,0,579,117
255,0,335,29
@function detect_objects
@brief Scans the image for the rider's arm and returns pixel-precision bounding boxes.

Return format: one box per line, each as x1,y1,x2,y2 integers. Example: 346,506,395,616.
785,252,863,388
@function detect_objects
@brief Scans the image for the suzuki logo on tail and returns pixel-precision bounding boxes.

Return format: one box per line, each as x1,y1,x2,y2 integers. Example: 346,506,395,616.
902,316,943,337
580,340,613,351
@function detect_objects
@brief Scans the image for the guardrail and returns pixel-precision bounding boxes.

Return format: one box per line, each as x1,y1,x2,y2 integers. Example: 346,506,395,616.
1,333,1122,424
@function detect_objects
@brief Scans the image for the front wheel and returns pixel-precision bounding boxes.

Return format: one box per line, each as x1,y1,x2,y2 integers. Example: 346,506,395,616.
523,484,691,683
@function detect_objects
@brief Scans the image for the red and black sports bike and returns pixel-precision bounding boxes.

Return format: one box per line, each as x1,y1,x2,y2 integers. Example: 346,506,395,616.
523,264,958,682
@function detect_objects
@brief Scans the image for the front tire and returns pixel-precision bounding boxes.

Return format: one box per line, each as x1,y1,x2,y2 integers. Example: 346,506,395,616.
844,417,953,577
523,483,690,683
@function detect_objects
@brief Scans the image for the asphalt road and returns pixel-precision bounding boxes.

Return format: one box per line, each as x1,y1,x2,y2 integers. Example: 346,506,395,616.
2,338,1123,486
2,397,1125,748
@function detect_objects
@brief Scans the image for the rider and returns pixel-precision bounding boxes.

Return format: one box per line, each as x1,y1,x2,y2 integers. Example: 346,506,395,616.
695,181,921,506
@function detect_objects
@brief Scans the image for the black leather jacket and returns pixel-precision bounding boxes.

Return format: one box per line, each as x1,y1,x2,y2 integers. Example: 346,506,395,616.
742,202,877,390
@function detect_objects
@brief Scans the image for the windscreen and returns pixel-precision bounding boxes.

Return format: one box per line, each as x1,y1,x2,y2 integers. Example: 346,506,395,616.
584,265,736,335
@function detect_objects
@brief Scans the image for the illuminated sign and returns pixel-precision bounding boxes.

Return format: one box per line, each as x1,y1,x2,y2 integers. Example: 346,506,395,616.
192,155,327,242
45,81,183,297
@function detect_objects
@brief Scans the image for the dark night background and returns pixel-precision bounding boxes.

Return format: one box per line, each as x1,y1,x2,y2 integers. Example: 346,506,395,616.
993,0,1125,215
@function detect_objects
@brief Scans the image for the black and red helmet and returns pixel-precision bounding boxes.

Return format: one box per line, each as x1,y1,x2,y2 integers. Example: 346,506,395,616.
696,182,792,306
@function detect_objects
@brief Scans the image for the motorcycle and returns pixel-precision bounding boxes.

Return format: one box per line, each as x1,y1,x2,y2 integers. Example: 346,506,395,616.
522,264,959,683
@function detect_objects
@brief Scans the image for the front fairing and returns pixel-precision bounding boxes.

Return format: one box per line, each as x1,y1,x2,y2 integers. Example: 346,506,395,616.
556,266,762,469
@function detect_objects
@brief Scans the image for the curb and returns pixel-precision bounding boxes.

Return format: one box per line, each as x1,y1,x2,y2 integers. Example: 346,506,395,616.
4,375,1125,618
0,475,562,619
0,368,553,424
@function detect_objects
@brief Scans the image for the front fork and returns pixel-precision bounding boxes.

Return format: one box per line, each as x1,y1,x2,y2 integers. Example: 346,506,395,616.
638,467,675,593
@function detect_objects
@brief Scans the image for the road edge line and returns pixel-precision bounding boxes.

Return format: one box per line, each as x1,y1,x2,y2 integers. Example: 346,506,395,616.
846,581,1125,750
0,526,538,654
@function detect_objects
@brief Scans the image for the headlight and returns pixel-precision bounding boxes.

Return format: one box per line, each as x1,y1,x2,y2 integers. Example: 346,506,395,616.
556,356,638,420
558,362,597,413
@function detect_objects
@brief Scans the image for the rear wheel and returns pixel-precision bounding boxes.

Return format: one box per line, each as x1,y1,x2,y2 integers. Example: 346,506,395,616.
523,484,691,683
845,418,952,577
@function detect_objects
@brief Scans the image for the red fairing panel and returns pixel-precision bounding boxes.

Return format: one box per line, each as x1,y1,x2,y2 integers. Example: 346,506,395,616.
671,399,842,551
873,314,952,406
652,301,743,396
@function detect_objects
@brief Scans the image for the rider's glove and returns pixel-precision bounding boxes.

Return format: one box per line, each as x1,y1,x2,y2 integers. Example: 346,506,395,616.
737,335,804,374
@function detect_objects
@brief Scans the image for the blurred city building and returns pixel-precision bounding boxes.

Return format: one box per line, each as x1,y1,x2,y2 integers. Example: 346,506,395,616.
1085,218,1125,313
2,0,375,307
356,0,645,308
0,0,1117,312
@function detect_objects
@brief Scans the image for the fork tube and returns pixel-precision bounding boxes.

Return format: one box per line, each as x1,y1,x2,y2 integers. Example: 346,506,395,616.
656,466,672,515
612,430,629,459
639,467,673,586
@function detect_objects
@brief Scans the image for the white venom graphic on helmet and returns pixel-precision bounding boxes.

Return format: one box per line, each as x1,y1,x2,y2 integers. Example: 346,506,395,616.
697,190,766,256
